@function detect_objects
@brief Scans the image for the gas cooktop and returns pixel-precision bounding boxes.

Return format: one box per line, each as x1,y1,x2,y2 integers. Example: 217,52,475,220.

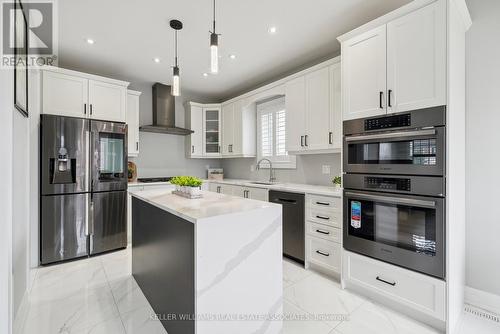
136,177,173,183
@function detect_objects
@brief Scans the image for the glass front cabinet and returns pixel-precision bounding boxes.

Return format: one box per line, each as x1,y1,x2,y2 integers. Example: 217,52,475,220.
202,106,221,156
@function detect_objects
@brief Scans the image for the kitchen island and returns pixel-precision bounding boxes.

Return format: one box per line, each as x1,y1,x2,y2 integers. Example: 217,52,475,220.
130,188,283,334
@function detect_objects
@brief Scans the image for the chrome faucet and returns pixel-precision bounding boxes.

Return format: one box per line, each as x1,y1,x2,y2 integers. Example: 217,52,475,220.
256,158,276,183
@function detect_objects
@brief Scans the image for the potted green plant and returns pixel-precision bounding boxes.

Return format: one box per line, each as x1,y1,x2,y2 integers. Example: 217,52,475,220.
171,176,203,197
332,176,342,189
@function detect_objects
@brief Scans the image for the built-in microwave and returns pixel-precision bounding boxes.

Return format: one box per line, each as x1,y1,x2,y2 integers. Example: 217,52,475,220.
343,173,445,278
343,106,446,176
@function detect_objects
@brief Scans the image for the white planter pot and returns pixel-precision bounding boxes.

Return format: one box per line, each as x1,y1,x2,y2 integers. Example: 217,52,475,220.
188,186,202,196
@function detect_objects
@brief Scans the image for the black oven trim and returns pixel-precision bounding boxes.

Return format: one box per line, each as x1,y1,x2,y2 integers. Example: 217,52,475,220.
343,174,445,197
343,126,445,176
344,106,446,136
343,190,446,279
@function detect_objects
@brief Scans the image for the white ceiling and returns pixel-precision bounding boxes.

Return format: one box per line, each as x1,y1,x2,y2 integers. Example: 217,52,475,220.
58,0,411,101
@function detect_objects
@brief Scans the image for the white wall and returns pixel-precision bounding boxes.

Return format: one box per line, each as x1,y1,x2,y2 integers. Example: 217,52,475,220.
129,82,222,178
465,0,500,297
221,154,342,186
11,110,30,320
0,64,14,334
0,66,31,332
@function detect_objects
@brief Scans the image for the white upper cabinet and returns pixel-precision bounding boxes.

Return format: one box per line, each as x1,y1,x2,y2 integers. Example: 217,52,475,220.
202,106,222,157
126,90,141,157
285,76,307,152
41,67,129,122
232,99,244,155
285,59,341,154
329,63,342,149
185,103,204,158
42,71,89,118
305,67,330,151
220,99,255,158
386,1,446,114
341,1,447,121
342,25,387,121
88,80,127,122
221,103,234,156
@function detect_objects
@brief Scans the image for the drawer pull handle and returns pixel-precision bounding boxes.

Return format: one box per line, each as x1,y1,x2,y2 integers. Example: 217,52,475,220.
376,276,396,286
316,215,330,220
316,229,330,235
277,198,297,204
316,201,330,206
316,250,330,257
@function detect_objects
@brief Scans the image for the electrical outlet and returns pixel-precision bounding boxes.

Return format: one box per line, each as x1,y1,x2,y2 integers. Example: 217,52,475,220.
250,165,255,172
322,165,331,175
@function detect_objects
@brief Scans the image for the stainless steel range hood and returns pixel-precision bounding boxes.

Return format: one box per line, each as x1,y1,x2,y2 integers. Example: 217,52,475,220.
139,83,194,135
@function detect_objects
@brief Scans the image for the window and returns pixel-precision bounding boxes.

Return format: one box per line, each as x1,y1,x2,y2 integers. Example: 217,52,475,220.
257,96,296,169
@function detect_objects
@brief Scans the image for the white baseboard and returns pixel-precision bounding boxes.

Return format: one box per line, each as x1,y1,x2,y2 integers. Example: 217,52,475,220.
465,286,500,315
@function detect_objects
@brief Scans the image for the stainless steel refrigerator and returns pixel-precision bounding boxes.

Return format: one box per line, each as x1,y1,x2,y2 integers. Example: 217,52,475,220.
40,114,128,265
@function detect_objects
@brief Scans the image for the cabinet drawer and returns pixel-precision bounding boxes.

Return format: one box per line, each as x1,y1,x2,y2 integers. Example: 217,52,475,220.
306,207,341,228
343,251,446,320
306,222,341,243
307,194,341,211
306,236,341,273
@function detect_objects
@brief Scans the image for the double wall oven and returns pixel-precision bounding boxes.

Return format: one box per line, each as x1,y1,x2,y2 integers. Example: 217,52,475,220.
342,106,446,279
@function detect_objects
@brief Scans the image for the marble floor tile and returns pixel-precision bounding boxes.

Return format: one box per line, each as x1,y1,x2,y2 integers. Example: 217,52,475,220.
72,315,126,334
31,257,108,302
283,258,311,288
283,300,334,334
22,284,120,334
284,273,366,327
334,300,441,334
20,251,499,334
119,303,168,334
109,275,150,315
100,249,132,283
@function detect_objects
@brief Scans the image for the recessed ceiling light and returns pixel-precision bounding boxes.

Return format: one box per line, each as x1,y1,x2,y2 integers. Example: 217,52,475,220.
268,26,277,34
153,57,161,63
85,38,95,45
203,73,209,77
229,54,236,60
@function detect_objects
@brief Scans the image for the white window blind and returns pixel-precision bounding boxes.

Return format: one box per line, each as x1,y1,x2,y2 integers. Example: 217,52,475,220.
257,96,296,169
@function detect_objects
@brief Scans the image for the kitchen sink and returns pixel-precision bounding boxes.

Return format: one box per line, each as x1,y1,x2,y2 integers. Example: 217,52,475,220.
249,181,277,185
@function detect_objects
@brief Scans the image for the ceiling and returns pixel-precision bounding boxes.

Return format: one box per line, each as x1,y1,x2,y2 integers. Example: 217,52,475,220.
58,0,411,101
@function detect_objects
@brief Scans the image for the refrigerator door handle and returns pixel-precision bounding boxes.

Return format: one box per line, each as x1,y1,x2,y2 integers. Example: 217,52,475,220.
89,198,95,236
85,194,90,236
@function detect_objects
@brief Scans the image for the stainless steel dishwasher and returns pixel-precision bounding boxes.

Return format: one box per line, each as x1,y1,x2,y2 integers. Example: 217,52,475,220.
269,190,305,263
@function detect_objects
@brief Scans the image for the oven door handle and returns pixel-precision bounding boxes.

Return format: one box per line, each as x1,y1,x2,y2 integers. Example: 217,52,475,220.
345,128,436,142
345,192,436,208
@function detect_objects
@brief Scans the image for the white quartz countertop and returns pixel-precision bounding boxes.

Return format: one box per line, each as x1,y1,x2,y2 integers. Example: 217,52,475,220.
128,181,173,187
207,179,342,197
130,188,280,223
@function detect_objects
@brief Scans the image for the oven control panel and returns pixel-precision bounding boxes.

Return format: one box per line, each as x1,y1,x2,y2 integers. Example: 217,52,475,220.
364,177,411,192
364,113,411,131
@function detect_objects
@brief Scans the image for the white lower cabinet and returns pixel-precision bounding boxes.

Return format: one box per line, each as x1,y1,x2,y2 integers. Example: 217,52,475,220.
241,187,268,201
208,182,269,201
209,183,235,195
306,236,341,273
305,194,342,276
306,222,341,243
343,250,446,321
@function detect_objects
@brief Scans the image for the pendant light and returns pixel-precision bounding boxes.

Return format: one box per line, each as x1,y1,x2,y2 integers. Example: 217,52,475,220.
210,0,219,74
170,19,183,96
